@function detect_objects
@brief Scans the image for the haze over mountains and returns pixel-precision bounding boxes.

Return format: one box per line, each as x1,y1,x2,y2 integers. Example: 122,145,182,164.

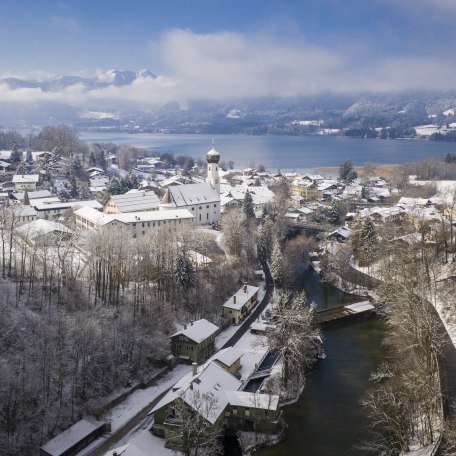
1,69,456,139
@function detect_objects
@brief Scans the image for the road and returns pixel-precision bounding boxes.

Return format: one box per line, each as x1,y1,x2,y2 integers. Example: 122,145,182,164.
86,261,274,455
222,261,274,349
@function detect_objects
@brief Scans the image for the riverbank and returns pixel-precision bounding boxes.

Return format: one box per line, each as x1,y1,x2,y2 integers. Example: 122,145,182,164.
318,163,400,179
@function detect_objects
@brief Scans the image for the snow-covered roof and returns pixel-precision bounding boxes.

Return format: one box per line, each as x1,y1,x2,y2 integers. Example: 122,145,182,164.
104,443,149,456
223,285,259,311
170,318,219,344
224,390,279,411
0,160,11,167
109,190,160,212
75,206,115,226
163,183,220,207
327,226,352,240
68,200,103,211
75,206,194,227
12,174,39,183
213,347,243,367
18,219,72,239
40,419,105,456
17,206,37,217
151,361,241,424
114,209,194,224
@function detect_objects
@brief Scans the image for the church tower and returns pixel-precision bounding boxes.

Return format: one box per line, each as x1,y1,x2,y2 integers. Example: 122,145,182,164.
206,140,220,194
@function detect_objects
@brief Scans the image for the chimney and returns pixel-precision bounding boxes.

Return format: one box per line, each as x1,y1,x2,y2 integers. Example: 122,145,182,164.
192,362,197,376
184,324,187,330
243,284,247,293
233,295,236,304
190,320,193,326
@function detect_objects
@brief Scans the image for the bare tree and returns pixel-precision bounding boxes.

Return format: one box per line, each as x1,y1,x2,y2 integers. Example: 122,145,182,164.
166,389,223,456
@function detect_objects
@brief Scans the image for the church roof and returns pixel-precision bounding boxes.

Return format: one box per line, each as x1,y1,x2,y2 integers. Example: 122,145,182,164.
164,183,220,207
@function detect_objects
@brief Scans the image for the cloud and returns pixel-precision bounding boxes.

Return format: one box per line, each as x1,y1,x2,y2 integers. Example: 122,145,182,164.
0,28,455,107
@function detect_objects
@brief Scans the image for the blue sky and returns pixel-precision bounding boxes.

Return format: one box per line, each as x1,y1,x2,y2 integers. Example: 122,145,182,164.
0,0,455,103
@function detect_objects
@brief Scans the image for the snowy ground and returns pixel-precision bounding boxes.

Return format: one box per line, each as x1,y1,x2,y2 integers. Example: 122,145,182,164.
104,365,190,431
351,259,456,350
80,280,271,456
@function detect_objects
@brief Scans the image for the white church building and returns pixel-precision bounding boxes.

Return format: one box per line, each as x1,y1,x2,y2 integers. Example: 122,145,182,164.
159,144,221,225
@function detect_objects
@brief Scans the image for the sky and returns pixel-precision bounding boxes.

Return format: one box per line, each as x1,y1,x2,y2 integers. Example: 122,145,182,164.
1,0,456,105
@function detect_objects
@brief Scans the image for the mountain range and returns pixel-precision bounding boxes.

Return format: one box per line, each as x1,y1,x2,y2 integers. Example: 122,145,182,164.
1,69,456,139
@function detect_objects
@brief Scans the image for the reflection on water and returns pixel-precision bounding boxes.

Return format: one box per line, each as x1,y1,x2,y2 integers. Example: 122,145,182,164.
296,263,360,310
256,319,386,456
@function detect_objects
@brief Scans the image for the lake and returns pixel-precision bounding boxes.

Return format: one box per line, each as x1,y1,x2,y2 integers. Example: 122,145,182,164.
79,132,456,171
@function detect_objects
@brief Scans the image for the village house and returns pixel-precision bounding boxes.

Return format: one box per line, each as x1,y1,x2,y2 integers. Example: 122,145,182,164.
74,206,194,238
223,284,260,325
103,190,160,214
291,179,323,200
0,160,11,174
170,319,219,364
212,347,244,375
151,360,280,448
327,226,353,243
12,174,40,191
220,185,275,215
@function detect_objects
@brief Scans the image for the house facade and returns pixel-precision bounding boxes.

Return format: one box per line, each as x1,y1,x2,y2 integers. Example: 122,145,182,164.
223,284,260,325
170,319,219,364
13,174,39,191
74,206,194,238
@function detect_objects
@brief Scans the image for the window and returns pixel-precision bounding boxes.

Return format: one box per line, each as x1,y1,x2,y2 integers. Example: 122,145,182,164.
133,223,136,227
206,205,209,208
199,206,201,209
153,222,155,227
147,222,150,227
142,222,145,228
207,213,209,220
214,204,217,207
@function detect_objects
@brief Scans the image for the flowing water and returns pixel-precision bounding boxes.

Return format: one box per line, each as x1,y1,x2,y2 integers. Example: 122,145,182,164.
253,264,387,455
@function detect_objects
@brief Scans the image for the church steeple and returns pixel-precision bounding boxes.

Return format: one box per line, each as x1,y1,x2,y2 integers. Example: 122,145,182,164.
206,139,220,194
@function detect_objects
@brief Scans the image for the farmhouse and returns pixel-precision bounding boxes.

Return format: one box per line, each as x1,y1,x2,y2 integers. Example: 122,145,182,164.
223,284,260,325
170,319,218,364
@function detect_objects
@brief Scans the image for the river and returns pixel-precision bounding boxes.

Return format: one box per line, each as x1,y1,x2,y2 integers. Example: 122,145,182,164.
257,319,386,456
79,132,456,171
253,262,387,456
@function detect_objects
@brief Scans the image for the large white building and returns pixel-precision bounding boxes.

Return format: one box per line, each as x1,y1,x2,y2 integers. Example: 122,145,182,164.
74,206,194,238
159,144,222,225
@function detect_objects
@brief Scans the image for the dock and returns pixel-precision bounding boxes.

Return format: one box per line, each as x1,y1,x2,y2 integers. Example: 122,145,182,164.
317,301,375,326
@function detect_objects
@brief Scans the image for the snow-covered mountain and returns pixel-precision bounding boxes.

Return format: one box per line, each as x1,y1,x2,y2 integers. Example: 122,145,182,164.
0,69,157,92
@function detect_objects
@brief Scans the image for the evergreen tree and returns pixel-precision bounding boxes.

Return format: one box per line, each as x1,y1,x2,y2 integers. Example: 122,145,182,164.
339,160,358,183
243,190,255,220
258,222,273,263
107,177,122,195
270,236,284,287
359,216,379,266
69,175,79,199
329,202,342,224
89,151,96,167
78,184,92,200
25,149,33,163
175,253,197,289
10,144,22,165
